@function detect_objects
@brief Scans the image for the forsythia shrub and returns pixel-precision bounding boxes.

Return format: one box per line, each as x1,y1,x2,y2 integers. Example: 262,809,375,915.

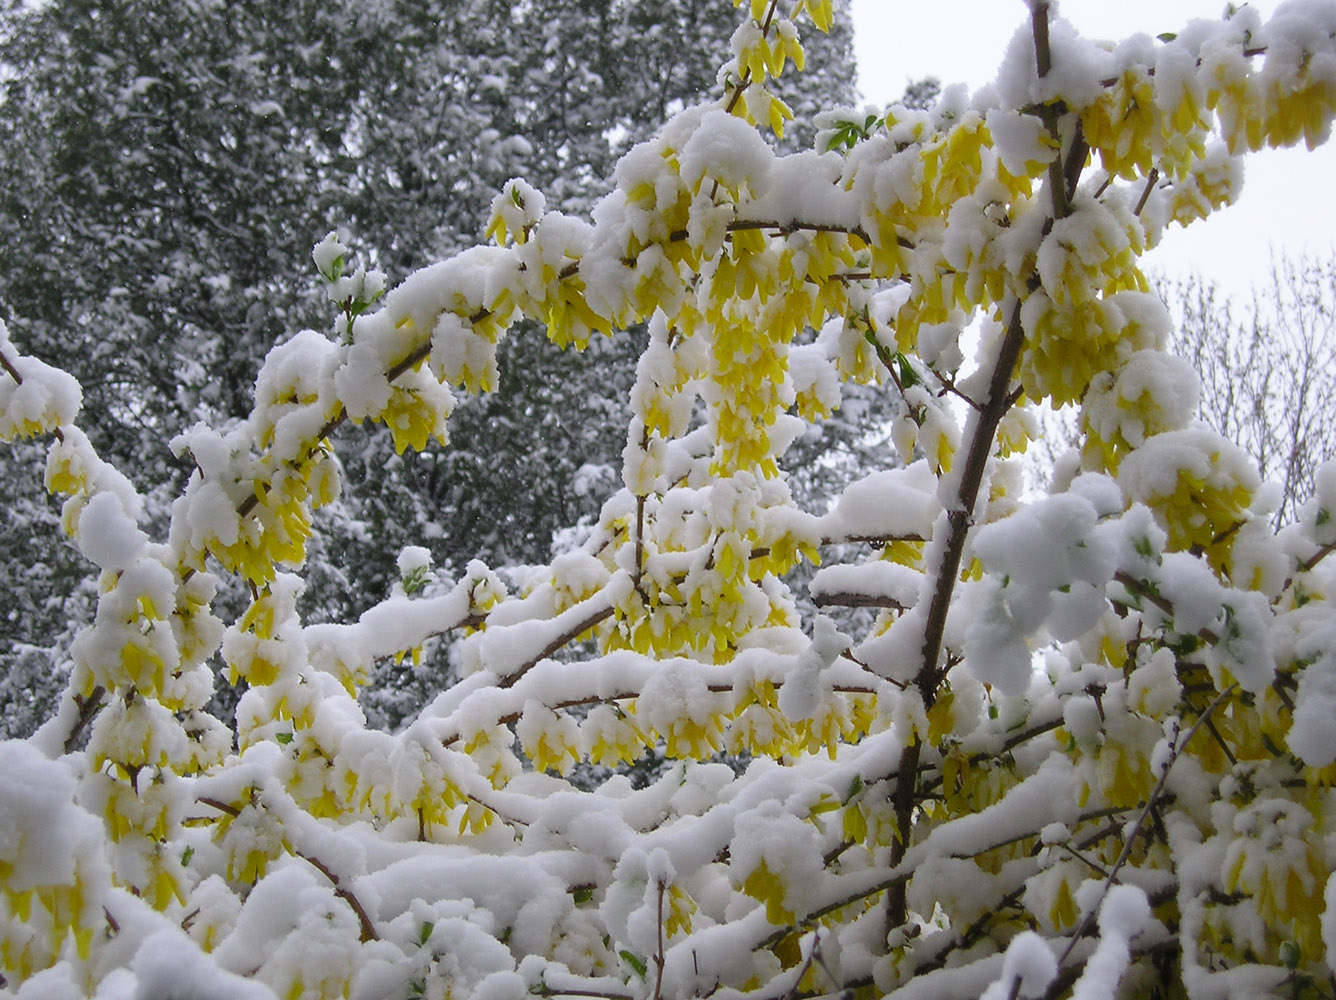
4,2,1336,998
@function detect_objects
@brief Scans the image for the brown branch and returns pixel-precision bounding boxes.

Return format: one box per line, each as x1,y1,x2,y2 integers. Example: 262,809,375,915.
0,346,24,384
888,0,1077,936
651,881,667,1000
819,532,927,548
920,299,1029,697
1133,167,1160,217
811,592,907,612
295,850,380,943
1111,571,1222,645
456,675,879,744
496,602,615,689
63,685,107,755
196,795,377,941
197,795,241,817
1062,120,1088,202
933,370,983,412
533,982,636,1000
1301,539,1336,573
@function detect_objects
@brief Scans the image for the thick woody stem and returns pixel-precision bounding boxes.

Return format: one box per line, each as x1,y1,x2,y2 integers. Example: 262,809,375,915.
63,685,107,754
886,300,1029,932
886,0,1066,939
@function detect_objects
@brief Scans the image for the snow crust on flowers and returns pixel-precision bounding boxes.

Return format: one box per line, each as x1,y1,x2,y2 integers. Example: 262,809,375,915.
0,743,95,892
679,108,772,197
131,928,277,1000
0,319,82,441
72,489,148,573
1287,618,1336,765
777,615,849,720
6,2,1336,998
965,491,1114,691
1067,884,1150,1000
980,930,1057,1000
816,460,937,540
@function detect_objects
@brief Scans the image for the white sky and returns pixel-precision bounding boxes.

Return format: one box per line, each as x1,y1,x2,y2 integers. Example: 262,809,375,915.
849,0,1336,296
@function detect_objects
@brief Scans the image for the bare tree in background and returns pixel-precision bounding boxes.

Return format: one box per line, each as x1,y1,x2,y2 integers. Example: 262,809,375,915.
1165,254,1336,528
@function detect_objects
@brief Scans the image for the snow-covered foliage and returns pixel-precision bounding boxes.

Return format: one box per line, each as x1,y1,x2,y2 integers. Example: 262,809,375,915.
4,2,1336,998
0,0,860,735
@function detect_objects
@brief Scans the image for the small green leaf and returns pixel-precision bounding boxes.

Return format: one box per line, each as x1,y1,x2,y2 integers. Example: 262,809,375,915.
573,887,594,904
419,922,433,945
895,352,918,388
1316,507,1330,527
620,950,648,979
843,774,863,804
1156,31,1178,42
402,565,431,595
181,846,194,866
275,731,293,745
1280,940,1300,969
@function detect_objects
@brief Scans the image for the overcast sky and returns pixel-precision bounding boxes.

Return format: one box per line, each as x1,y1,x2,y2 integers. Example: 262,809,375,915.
848,0,1336,296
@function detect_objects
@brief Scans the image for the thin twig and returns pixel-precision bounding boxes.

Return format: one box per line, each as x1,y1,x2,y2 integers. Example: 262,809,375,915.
1134,167,1160,216
1055,684,1236,969
652,881,667,1000
296,850,380,943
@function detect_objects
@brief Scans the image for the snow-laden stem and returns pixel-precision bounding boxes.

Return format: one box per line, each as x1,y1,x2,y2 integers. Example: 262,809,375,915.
197,795,379,942
722,0,781,116
1054,684,1237,973
0,345,23,385
887,0,1085,939
652,880,666,1000
62,685,106,754
886,291,1030,934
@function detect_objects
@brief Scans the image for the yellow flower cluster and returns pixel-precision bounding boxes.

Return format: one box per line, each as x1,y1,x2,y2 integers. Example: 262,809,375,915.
582,704,650,768
198,454,338,587
1212,48,1336,153
1222,799,1327,958
1118,429,1259,570
0,324,81,440
734,2,804,82
1018,291,1160,409
0,881,96,981
1080,351,1197,474
380,375,453,454
518,701,582,775
740,860,794,925
707,312,789,478
1084,66,1208,181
